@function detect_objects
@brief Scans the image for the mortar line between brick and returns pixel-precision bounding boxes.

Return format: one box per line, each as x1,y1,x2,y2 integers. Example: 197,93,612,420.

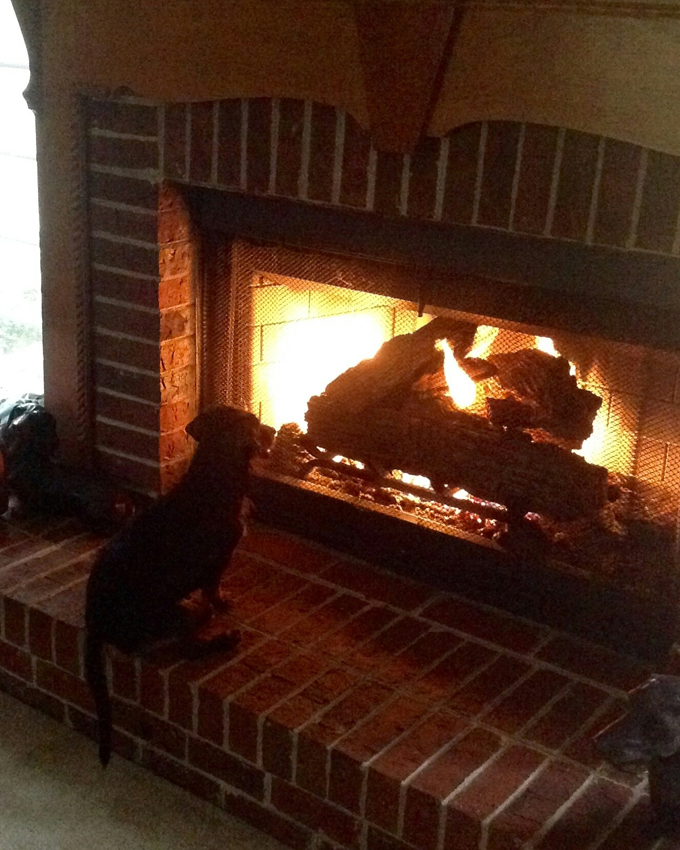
94,296,160,316
32,574,89,606
586,778,648,850
95,445,160,468
95,326,159,346
471,121,488,226
92,262,159,282
90,198,158,216
96,387,158,406
331,108,345,206
585,135,606,244
508,122,525,232
481,760,552,850
434,136,449,221
238,551,631,698
91,230,159,250
393,658,557,837
516,678,576,740
544,127,565,236
6,545,98,597
259,607,429,769
96,414,161,435
88,162,159,181
193,586,352,692
0,539,79,578
89,128,158,143
480,682,602,838
95,357,160,379
525,773,597,849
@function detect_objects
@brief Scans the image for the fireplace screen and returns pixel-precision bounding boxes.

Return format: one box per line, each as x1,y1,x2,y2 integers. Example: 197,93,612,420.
205,239,680,604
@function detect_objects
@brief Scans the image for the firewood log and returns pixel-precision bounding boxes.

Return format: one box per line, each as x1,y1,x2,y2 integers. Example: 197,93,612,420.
488,349,602,443
321,316,477,415
305,394,608,522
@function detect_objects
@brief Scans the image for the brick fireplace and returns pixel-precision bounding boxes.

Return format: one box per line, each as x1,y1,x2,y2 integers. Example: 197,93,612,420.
6,4,680,847
84,94,680,659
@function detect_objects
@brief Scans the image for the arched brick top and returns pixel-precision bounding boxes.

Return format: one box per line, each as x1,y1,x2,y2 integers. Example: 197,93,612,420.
147,98,680,257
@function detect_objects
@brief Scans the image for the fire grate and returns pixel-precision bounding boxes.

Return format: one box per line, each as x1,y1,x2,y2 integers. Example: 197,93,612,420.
202,238,680,657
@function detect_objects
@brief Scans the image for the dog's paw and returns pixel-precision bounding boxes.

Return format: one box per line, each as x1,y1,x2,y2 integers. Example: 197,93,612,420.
208,586,232,612
185,629,241,660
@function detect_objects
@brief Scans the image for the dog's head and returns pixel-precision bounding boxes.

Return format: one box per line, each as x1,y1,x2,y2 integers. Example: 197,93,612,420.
595,675,680,767
186,406,275,461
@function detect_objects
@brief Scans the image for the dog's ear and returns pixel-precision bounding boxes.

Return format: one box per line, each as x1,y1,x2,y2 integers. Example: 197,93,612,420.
185,411,208,443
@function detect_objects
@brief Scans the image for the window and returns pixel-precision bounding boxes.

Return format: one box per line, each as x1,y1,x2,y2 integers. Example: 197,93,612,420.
0,0,43,399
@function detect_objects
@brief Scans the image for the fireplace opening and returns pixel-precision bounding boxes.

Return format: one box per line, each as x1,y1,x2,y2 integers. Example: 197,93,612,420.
199,236,680,658
191,234,680,655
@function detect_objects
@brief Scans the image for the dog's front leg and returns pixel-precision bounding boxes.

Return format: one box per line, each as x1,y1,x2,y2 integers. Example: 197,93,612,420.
201,571,232,612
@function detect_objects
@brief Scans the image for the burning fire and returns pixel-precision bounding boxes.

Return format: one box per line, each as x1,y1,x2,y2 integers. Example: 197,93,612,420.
535,335,576,376
468,325,499,359
266,311,388,431
436,325,500,410
436,339,477,409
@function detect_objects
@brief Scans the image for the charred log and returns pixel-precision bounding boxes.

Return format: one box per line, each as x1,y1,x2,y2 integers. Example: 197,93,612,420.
322,316,477,415
488,349,602,443
305,394,609,522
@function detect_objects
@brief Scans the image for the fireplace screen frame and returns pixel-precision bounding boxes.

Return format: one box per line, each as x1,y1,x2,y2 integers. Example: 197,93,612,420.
197,226,680,661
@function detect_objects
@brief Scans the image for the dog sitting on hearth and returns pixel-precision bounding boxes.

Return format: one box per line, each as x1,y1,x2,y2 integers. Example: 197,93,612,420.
85,405,275,766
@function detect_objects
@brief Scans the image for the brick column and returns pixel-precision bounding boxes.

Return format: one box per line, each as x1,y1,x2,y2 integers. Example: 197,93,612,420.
87,99,197,495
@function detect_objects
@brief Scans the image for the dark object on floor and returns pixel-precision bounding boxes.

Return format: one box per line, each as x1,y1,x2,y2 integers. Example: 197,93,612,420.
85,405,275,767
596,674,680,835
0,395,135,530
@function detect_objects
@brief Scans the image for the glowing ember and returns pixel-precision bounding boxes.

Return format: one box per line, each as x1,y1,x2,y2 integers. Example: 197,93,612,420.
401,472,432,489
452,488,471,500
436,339,477,409
332,455,365,470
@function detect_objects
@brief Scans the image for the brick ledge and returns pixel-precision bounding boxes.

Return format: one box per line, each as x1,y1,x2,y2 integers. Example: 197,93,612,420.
0,516,672,850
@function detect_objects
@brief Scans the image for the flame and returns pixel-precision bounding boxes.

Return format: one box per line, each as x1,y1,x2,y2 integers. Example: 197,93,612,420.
535,336,576,376
468,325,499,360
575,410,607,464
436,339,477,409
266,311,388,431
536,336,559,357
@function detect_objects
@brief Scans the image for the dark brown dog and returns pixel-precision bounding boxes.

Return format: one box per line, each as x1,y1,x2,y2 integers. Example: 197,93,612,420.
85,406,274,766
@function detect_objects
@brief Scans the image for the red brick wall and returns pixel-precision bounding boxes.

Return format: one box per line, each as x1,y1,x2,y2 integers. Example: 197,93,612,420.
86,96,680,493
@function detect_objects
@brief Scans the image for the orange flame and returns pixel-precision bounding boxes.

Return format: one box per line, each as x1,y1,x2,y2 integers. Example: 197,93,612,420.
436,339,476,409
535,336,576,376
468,325,499,360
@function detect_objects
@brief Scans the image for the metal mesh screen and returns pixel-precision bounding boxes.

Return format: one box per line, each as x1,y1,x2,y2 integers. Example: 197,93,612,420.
204,238,680,601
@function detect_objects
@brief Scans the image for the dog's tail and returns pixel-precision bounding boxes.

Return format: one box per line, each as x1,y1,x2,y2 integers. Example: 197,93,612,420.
85,632,112,767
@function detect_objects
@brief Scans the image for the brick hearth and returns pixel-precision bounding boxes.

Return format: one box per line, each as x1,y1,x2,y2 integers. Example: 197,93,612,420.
0,514,676,850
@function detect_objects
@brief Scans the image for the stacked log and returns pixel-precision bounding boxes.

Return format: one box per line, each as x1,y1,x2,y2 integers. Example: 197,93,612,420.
487,349,602,443
303,321,609,523
305,395,609,522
